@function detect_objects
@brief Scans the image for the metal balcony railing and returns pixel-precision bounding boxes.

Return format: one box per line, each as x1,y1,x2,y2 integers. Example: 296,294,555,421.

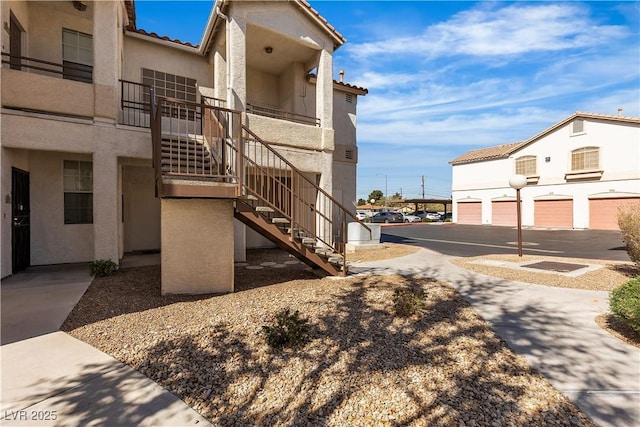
247,103,320,127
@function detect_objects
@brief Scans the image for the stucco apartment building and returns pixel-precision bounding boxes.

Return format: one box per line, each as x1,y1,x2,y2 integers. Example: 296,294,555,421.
1,0,368,292
450,112,640,230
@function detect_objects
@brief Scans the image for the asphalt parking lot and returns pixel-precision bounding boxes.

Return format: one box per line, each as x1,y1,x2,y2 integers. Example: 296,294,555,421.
381,223,630,261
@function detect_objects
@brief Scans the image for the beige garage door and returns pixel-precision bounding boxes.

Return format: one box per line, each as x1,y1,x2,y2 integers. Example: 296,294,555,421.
492,201,517,226
457,202,481,224
534,200,573,228
589,197,640,230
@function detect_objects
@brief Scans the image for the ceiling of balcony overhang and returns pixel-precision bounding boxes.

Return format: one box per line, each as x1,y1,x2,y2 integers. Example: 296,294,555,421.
246,23,319,75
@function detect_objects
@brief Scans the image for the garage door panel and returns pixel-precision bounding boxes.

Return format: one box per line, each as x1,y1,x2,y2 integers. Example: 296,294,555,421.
534,200,573,228
492,201,517,227
589,198,640,230
457,202,481,225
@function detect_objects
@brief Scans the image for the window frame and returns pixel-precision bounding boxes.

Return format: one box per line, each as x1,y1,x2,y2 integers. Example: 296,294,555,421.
570,146,599,172
515,155,537,177
63,160,93,224
62,28,93,83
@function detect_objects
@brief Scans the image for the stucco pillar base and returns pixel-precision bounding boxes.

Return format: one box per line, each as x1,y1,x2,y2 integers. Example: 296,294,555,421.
161,199,234,295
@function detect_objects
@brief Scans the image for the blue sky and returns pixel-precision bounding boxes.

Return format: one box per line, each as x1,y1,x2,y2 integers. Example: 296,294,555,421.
135,1,640,202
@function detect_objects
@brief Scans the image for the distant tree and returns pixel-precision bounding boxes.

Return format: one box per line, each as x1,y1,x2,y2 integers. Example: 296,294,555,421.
391,192,402,200
357,198,367,206
368,190,383,203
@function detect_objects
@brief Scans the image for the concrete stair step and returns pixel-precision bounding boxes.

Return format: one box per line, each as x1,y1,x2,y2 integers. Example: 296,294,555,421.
272,217,290,225
255,206,275,213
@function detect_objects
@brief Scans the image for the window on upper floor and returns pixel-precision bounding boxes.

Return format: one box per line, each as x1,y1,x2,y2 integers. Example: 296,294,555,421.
515,155,537,176
142,68,197,103
62,29,93,83
63,160,93,224
571,147,599,171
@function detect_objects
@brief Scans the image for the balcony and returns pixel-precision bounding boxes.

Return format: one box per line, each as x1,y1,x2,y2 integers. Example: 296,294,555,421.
1,53,94,118
119,80,226,129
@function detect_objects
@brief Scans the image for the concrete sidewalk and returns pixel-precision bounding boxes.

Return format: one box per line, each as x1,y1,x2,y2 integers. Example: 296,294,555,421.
1,263,211,427
351,248,640,427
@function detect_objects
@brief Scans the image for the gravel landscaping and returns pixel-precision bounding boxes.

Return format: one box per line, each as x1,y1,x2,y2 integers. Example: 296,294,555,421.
62,249,595,426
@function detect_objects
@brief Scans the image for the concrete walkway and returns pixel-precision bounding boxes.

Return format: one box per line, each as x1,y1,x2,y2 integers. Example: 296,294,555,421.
352,248,640,427
1,262,211,427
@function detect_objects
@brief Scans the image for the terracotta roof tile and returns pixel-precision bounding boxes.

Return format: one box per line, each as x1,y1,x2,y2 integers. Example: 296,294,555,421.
450,142,524,165
450,111,640,165
295,0,346,45
307,73,368,94
126,27,200,49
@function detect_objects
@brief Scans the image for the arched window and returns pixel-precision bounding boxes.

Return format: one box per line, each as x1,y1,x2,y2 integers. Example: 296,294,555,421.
515,155,536,176
571,147,599,171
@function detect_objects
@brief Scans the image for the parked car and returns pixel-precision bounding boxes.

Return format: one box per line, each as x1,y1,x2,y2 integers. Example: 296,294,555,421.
411,211,441,221
371,211,404,223
440,212,452,221
356,211,368,221
402,213,421,223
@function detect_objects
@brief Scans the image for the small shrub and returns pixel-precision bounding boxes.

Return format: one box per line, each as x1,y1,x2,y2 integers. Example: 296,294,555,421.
610,277,640,334
422,218,432,223
444,218,452,222
90,259,118,277
262,309,310,348
618,204,640,266
393,287,426,317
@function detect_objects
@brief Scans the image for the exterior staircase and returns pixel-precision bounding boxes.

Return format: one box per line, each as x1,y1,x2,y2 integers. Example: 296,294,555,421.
150,94,369,276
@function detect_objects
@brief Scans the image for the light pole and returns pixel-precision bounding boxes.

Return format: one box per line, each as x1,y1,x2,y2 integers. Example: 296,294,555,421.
509,174,527,257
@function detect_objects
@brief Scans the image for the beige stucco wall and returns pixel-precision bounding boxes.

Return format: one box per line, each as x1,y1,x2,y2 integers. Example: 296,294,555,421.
27,2,93,66
123,165,160,252
122,35,212,90
161,199,234,294
246,67,279,107
245,113,328,151
30,151,94,266
1,69,95,117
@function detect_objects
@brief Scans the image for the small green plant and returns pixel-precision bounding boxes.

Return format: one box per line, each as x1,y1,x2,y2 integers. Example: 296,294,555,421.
90,259,118,277
393,287,426,317
618,204,640,267
610,277,640,334
262,309,310,348
422,218,432,223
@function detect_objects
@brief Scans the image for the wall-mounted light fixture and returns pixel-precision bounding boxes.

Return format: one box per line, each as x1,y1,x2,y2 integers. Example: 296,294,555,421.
72,1,88,12
545,156,551,163
264,46,273,54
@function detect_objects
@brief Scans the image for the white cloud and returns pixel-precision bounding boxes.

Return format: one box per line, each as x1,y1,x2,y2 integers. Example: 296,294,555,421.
347,3,628,60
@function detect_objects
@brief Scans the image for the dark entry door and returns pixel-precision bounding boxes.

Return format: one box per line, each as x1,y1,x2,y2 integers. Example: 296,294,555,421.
9,14,22,70
12,168,30,272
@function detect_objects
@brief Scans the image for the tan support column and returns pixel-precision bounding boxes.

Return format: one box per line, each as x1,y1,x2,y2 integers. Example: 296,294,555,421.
227,15,246,111
161,199,234,294
93,128,120,262
92,1,118,122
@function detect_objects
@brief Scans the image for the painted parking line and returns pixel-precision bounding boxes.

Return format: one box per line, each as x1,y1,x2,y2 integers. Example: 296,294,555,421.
409,237,564,254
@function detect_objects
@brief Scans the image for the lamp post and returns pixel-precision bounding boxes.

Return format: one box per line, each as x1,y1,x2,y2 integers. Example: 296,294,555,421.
509,174,527,257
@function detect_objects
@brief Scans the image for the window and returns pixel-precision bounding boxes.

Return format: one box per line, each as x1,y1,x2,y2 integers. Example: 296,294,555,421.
571,147,599,171
62,29,93,83
572,119,585,134
515,156,537,176
142,68,197,102
64,160,93,224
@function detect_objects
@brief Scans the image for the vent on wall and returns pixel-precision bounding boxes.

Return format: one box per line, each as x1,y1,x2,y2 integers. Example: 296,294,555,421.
345,149,354,160
345,94,353,103
572,119,584,134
